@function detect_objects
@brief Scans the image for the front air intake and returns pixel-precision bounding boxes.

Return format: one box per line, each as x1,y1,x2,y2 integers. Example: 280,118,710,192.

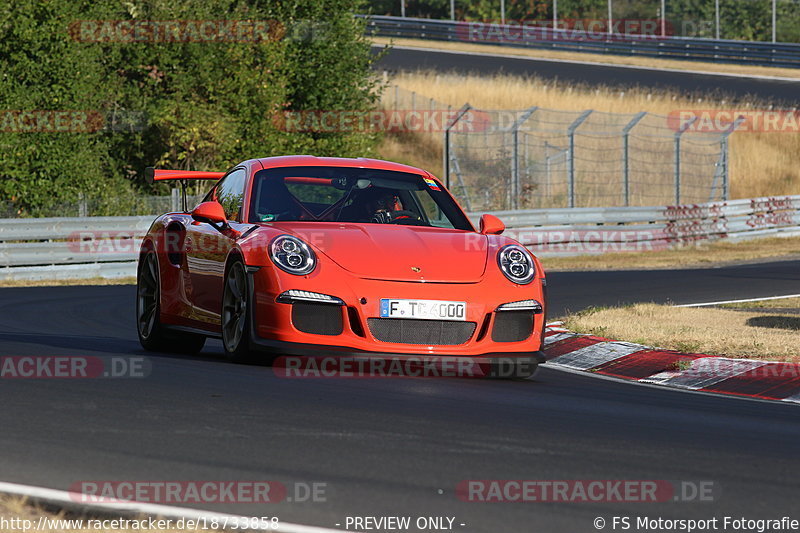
491,311,534,342
367,318,476,345
291,302,343,335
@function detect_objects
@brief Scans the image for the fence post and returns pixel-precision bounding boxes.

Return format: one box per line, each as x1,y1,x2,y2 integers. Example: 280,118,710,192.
443,104,472,190
171,188,180,212
622,112,646,207
721,116,744,201
674,116,697,205
567,110,593,208
511,106,538,210
78,193,87,217
450,154,472,212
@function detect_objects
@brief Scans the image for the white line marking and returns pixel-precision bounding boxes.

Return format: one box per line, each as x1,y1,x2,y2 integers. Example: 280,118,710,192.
0,481,348,533
377,44,800,82
676,294,800,307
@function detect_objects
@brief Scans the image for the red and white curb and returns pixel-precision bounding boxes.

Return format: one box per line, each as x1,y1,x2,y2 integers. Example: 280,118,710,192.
542,324,800,404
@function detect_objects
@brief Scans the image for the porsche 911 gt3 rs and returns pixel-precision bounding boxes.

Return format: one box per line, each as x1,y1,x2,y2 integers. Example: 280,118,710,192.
136,156,547,377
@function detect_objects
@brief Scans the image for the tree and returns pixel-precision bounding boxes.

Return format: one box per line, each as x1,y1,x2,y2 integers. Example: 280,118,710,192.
0,0,381,216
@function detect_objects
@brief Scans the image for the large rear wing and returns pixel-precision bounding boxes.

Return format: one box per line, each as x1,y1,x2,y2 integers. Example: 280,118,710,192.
144,167,225,184
144,166,225,212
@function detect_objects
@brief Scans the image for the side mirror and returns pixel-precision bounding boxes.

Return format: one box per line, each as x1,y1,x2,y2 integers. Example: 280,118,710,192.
191,201,227,225
479,214,505,235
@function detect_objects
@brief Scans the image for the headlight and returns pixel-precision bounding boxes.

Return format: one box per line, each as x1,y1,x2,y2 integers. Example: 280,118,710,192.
497,244,535,284
270,235,316,275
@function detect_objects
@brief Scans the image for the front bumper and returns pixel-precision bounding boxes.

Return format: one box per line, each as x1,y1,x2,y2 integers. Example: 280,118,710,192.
246,266,547,359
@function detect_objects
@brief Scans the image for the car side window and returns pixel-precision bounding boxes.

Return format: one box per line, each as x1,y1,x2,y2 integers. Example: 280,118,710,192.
210,168,247,222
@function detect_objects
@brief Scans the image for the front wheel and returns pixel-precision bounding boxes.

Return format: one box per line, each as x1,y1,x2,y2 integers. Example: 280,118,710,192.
222,259,255,363
136,250,206,354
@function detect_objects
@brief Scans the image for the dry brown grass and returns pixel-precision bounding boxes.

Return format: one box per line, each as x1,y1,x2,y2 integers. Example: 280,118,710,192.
562,303,800,361
372,37,800,81
0,277,135,288
380,70,800,200
539,236,800,271
377,131,443,178
0,496,217,533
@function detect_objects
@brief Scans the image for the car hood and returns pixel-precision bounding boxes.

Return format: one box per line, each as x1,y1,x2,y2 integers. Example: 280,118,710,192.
277,222,488,283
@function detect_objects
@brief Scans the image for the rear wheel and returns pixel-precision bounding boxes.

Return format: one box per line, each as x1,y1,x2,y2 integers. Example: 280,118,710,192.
136,251,206,354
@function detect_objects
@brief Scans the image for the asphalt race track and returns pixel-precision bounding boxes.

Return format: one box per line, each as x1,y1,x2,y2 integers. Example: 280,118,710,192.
1,259,799,531
373,45,800,104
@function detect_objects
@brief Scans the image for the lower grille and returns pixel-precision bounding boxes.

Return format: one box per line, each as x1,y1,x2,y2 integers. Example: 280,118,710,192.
491,311,534,342
291,302,343,335
367,318,476,345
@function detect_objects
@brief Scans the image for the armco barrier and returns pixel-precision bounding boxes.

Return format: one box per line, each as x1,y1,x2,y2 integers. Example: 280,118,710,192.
0,195,798,281
469,195,800,255
0,216,152,281
364,15,800,69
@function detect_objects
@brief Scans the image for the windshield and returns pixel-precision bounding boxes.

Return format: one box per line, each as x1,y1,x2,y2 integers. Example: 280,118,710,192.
248,166,472,230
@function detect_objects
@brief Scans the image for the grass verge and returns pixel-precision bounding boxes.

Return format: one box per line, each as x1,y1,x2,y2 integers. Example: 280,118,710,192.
0,277,136,288
561,302,800,362
538,236,800,271
372,37,800,81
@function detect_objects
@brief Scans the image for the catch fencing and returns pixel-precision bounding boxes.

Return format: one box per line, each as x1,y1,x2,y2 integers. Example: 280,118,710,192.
1,195,798,280
386,86,739,212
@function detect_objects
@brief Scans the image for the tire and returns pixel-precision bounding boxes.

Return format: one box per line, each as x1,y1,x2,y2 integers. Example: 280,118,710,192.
221,259,257,363
136,250,206,354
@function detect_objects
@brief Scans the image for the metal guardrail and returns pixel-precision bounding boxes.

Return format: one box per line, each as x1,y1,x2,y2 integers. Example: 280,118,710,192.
365,15,800,68
0,216,152,281
0,195,798,281
468,194,800,255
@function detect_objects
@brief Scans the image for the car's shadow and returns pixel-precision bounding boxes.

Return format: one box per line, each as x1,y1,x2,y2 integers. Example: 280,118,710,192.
0,331,544,384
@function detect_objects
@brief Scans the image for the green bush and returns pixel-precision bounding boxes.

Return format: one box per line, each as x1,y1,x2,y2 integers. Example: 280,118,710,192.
0,0,382,216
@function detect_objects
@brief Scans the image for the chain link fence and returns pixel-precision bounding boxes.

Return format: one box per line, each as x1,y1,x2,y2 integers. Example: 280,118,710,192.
384,86,739,211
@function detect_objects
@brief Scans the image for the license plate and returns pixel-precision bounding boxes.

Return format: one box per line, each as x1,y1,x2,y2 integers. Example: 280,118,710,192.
379,299,467,321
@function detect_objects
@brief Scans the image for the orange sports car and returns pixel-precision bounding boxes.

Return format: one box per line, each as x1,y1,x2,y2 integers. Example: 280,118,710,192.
136,156,547,378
